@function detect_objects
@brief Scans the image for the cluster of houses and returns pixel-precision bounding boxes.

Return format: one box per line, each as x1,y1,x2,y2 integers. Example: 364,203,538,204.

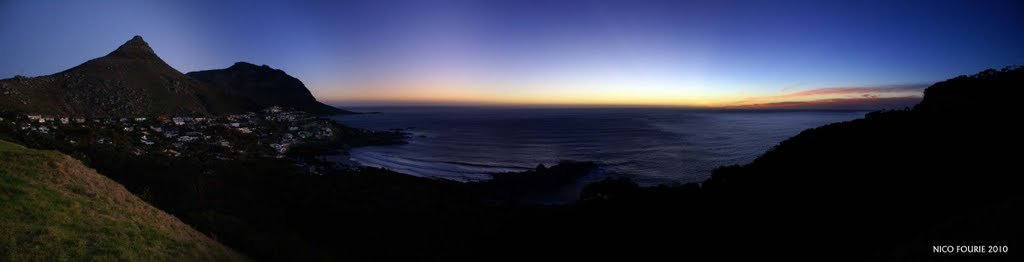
6,106,339,159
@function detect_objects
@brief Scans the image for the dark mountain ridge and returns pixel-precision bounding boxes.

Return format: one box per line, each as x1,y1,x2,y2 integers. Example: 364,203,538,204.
187,62,351,115
0,36,255,117
0,36,347,117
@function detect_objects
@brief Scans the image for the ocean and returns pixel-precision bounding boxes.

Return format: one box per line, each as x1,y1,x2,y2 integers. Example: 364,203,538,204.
331,107,865,189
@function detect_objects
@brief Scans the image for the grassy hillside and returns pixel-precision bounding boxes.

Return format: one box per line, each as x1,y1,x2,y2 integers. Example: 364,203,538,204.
0,139,245,261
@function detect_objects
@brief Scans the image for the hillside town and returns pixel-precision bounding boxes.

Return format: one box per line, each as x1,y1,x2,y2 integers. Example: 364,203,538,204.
0,106,351,161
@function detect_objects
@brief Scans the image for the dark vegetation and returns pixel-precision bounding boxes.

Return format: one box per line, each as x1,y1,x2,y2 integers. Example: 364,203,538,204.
471,161,597,204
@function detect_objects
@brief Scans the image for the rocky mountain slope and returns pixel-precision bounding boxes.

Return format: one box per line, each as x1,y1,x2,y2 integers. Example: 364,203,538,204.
188,62,350,115
0,36,254,117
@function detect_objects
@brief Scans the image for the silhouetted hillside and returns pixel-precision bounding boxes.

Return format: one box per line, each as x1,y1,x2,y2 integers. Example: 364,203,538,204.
187,62,351,115
0,36,255,117
576,66,1024,261
914,67,1023,113
471,161,597,204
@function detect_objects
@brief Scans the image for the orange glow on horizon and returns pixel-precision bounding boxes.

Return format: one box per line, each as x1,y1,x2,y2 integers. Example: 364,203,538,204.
315,80,730,107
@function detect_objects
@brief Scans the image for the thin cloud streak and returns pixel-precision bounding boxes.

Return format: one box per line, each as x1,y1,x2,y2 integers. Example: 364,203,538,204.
735,96,923,110
750,84,927,100
725,84,928,109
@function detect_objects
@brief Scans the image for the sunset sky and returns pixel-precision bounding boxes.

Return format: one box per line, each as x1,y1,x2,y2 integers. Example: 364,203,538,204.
1,0,1022,108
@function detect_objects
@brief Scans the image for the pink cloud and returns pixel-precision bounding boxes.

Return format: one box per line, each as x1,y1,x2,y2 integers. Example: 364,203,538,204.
757,84,927,100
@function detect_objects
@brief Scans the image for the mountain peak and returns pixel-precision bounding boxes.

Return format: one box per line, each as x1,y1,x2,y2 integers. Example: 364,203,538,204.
187,62,352,115
230,61,273,70
0,35,255,116
106,35,158,59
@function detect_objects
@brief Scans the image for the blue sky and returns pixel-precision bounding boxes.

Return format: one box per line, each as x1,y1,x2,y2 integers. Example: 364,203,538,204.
1,0,1021,107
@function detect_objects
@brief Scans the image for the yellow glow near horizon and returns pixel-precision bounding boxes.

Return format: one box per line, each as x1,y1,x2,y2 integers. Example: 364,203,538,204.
315,77,740,107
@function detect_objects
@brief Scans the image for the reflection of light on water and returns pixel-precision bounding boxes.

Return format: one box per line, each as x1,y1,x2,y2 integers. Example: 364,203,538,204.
349,147,519,182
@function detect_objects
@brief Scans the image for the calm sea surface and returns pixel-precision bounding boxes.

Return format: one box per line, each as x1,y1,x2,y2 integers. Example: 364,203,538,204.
332,107,865,189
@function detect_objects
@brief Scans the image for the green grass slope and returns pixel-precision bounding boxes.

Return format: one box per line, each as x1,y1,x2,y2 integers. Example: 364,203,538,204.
0,139,246,261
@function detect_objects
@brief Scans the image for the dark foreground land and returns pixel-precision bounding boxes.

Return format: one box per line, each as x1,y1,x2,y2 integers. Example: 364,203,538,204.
2,67,1023,261
0,140,245,261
